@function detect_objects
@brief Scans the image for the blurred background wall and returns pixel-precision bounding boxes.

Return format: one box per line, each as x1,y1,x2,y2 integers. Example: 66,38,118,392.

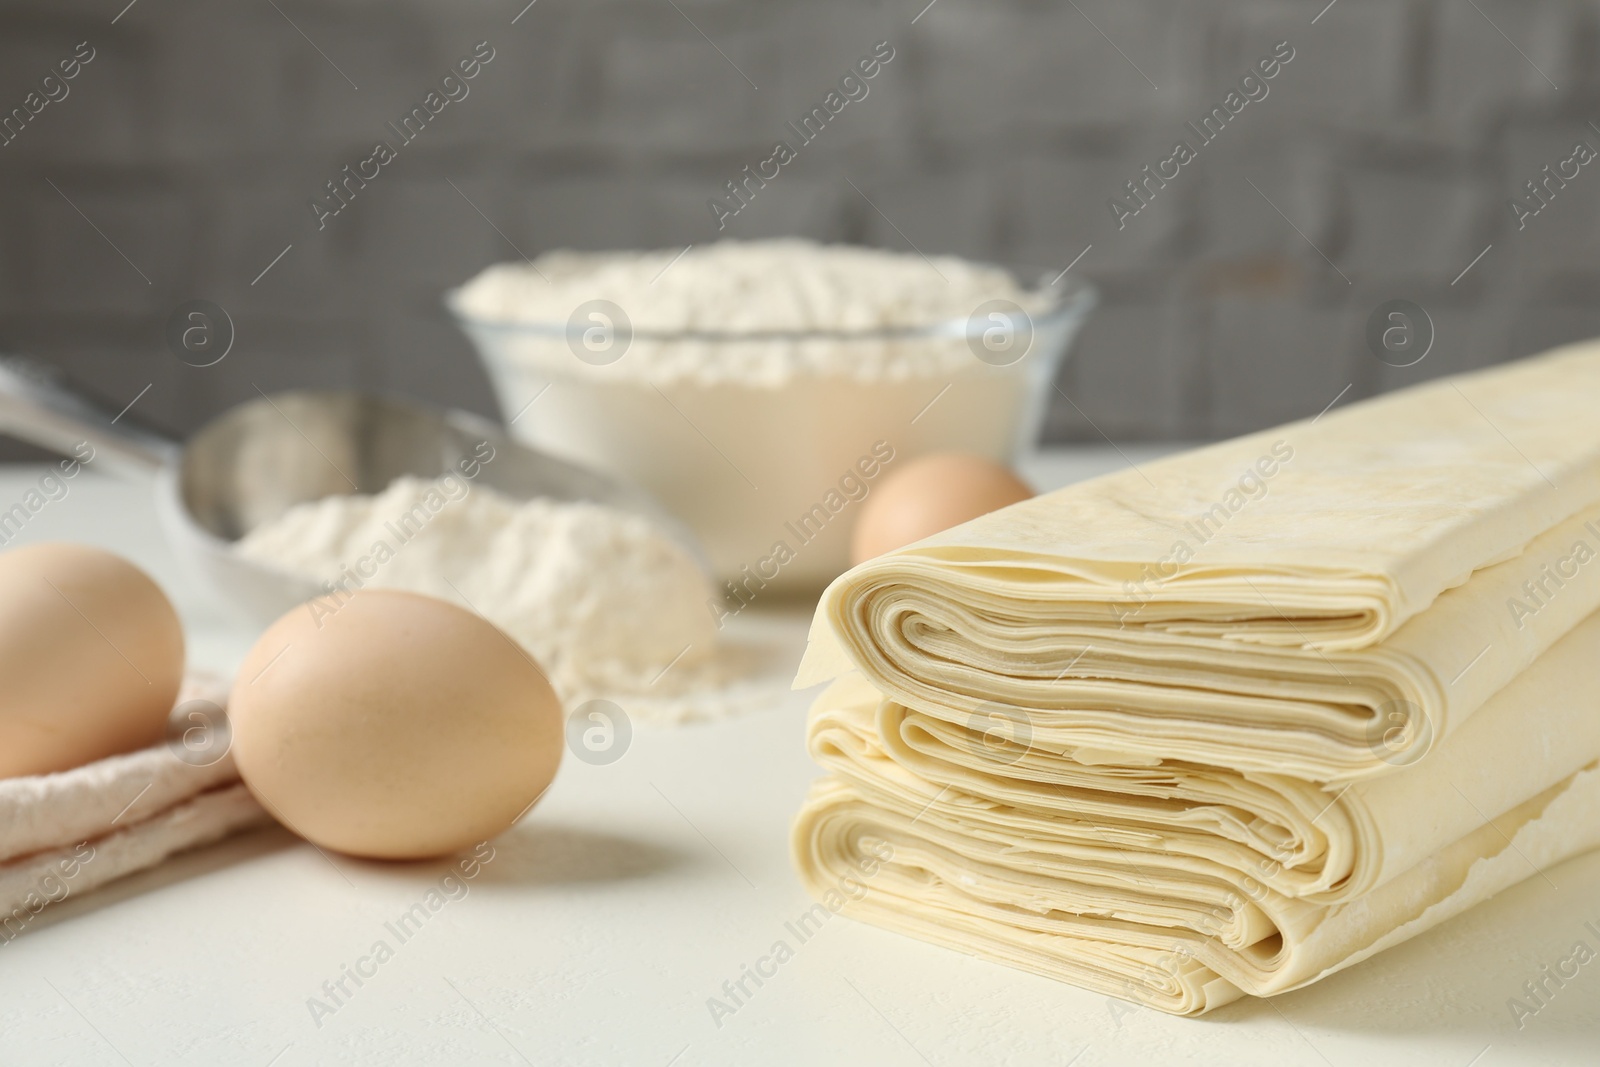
1,0,1597,460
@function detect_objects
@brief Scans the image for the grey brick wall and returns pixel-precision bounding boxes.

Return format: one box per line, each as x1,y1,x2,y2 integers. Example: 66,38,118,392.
2,0,1598,459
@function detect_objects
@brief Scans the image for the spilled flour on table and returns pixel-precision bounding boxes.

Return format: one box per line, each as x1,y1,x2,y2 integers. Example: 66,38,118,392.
235,476,779,723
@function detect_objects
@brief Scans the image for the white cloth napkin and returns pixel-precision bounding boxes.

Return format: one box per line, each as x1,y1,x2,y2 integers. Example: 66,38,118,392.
0,676,270,934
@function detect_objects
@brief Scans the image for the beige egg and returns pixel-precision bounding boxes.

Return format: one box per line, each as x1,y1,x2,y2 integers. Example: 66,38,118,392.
0,542,184,779
850,453,1034,565
229,589,563,860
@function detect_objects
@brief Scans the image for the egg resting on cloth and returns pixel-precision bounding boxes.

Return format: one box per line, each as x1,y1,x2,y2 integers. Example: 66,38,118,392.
0,676,269,935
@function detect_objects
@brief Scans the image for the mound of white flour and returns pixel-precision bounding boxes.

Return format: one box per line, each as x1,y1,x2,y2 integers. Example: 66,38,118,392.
236,477,719,710
451,239,1049,385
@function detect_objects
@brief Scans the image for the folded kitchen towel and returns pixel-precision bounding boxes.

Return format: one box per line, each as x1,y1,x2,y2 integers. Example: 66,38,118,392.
0,676,270,937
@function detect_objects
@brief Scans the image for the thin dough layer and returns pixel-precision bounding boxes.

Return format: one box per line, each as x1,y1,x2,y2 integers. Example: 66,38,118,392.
799,342,1600,780
792,342,1600,1013
793,608,1600,1008
794,763,1600,1014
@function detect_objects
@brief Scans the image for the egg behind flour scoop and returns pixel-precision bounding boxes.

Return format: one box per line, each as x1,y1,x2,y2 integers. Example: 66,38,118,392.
850,452,1035,565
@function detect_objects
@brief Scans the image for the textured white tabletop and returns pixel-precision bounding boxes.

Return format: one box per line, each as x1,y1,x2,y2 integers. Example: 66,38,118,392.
0,452,1596,1067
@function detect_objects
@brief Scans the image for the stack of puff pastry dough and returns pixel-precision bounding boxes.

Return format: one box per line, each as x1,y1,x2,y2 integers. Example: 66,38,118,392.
791,341,1600,1013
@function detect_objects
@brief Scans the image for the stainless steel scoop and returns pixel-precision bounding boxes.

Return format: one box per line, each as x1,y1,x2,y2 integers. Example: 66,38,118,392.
0,357,703,623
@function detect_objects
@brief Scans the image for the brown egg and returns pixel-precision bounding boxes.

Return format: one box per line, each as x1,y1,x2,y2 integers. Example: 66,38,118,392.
229,589,563,860
850,453,1034,565
0,542,184,779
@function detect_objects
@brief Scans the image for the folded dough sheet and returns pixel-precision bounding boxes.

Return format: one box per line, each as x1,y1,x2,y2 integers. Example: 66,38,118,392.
791,341,1600,1013
799,341,1600,780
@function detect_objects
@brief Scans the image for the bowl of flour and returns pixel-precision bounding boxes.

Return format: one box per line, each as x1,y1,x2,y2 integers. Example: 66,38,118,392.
448,240,1094,592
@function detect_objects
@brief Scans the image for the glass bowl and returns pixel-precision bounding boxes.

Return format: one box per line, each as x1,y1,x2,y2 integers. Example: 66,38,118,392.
447,277,1096,594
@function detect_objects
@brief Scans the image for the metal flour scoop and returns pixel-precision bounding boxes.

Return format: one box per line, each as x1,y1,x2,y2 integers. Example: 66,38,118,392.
0,358,700,623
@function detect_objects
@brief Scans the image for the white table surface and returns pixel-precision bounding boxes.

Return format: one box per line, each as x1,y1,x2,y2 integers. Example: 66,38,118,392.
1,449,1597,1067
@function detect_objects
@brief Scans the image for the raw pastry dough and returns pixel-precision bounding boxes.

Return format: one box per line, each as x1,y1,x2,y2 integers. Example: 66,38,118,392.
792,341,1600,1013
794,608,1600,1010
795,764,1600,1015
799,341,1600,780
